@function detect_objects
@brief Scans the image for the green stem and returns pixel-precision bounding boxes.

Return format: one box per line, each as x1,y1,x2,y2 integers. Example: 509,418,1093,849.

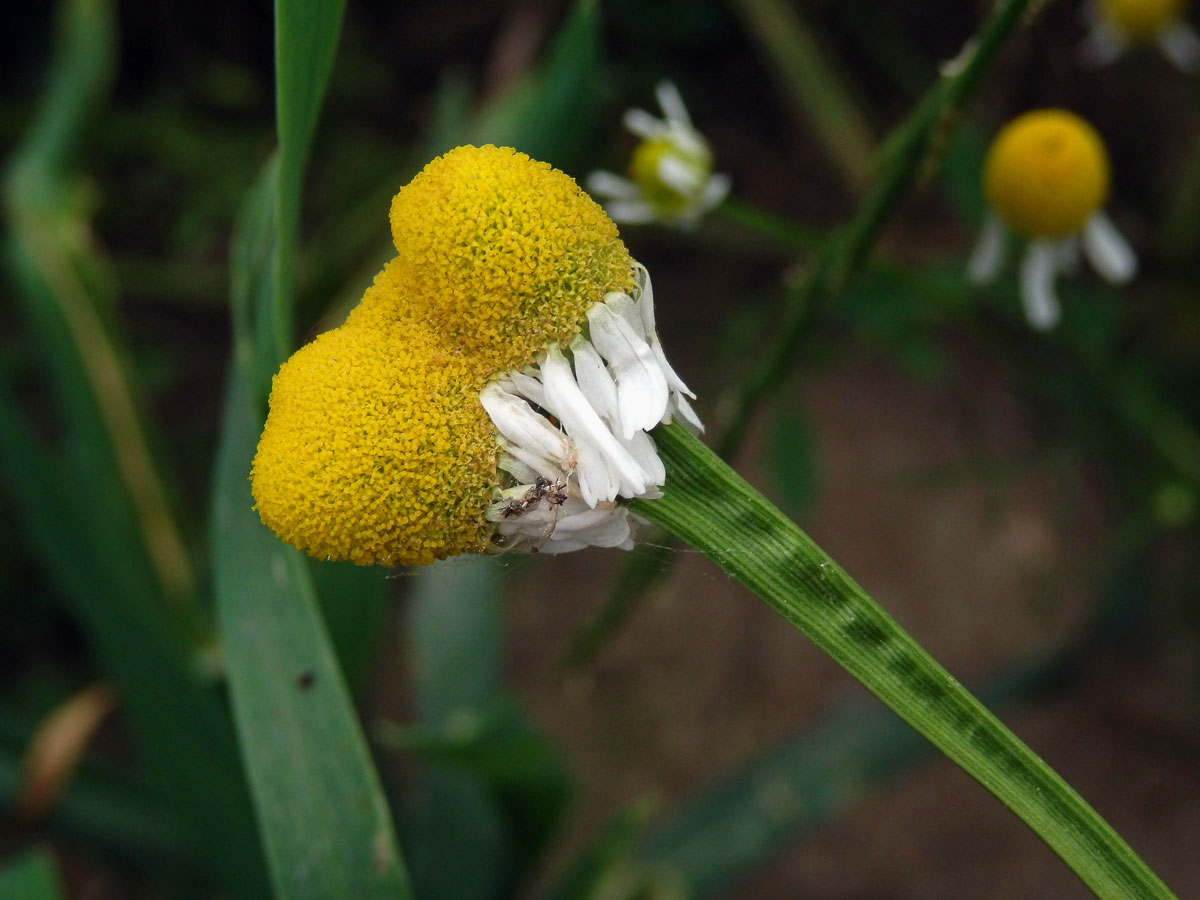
716,0,1039,459
632,423,1175,900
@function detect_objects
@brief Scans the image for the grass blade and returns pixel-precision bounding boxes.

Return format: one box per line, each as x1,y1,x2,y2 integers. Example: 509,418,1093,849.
269,0,348,368
0,849,66,900
212,374,411,900
632,424,1175,900
212,1,409,895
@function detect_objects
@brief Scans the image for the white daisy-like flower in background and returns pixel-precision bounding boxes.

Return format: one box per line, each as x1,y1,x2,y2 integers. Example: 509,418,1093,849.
481,264,702,554
586,80,731,228
1081,0,1200,72
967,109,1137,331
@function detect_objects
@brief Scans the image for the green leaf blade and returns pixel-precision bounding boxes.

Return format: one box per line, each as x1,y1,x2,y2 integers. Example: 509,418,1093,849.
212,375,411,900
632,424,1175,900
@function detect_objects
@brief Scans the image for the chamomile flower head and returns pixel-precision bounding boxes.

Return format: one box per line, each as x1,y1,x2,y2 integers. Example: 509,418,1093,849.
968,110,1136,330
251,145,700,565
1081,0,1200,72
586,81,731,228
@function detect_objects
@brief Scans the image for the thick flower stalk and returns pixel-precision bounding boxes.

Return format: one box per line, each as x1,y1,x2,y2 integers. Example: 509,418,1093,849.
586,81,731,228
251,145,698,565
967,109,1137,330
1081,0,1200,72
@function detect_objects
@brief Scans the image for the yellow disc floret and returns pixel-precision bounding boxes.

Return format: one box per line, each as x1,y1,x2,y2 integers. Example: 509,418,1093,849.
251,263,498,567
984,110,1111,239
388,145,633,375
1099,0,1185,42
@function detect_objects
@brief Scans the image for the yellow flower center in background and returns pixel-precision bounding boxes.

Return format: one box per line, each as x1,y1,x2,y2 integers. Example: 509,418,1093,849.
984,109,1111,239
252,146,635,566
629,137,711,213
1099,0,1185,42
388,145,633,376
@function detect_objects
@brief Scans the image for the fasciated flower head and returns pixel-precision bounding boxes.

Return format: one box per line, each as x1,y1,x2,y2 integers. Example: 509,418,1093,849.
968,110,1136,331
1082,0,1200,71
252,146,701,566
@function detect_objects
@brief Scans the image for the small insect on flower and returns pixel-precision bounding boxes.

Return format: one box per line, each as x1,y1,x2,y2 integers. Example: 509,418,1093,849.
586,81,731,228
967,110,1137,331
251,145,701,565
1081,0,1200,72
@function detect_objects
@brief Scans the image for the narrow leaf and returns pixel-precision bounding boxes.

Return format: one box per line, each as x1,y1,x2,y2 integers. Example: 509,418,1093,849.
632,424,1175,900
212,374,411,900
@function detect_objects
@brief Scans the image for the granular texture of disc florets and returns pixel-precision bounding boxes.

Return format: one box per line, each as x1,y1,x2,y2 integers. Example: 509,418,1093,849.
251,263,498,567
388,145,634,375
984,110,1111,239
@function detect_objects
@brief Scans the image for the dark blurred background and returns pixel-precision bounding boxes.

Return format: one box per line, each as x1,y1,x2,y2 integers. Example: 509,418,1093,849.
3,0,1200,897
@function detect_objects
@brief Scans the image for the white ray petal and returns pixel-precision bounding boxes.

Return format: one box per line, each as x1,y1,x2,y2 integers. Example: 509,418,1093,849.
1159,22,1200,73
670,393,705,433
586,170,641,200
620,429,666,488
966,213,1007,284
604,200,659,224
1019,241,1061,331
699,173,732,209
480,384,570,463
655,80,693,128
569,336,620,427
1079,23,1127,67
623,108,665,140
657,155,705,195
632,265,694,397
497,452,540,484
604,292,649,341
1082,212,1137,284
540,344,649,499
1054,236,1081,275
586,304,669,437
508,370,547,408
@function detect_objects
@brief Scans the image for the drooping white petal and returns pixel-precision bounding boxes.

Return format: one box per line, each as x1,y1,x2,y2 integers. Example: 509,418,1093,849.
620,429,666,488
604,292,649,341
655,80,693,128
670,393,705,433
623,108,666,140
586,303,669,437
586,170,641,200
1079,23,1127,67
507,370,547,409
699,173,732,210
540,343,649,498
1082,212,1137,284
966,213,1007,284
497,452,540,485
633,264,658,336
604,200,659,224
1019,241,1062,331
480,384,571,463
569,336,620,427
1159,22,1200,73
1054,236,1081,275
632,265,694,397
